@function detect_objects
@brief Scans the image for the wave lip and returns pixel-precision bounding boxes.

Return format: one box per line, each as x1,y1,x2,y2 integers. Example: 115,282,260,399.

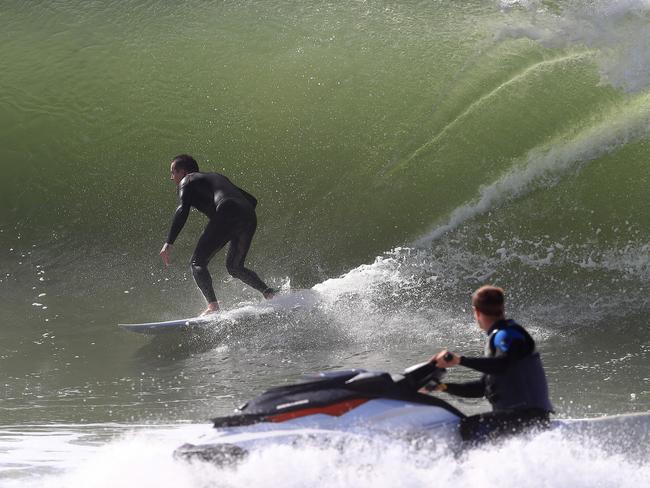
415,92,650,247
497,0,650,92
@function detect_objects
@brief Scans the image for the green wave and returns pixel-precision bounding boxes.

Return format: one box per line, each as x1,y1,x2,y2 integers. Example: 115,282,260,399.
0,0,647,281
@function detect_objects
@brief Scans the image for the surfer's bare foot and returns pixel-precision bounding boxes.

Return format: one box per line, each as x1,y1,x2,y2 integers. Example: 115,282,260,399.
263,288,276,300
200,302,220,316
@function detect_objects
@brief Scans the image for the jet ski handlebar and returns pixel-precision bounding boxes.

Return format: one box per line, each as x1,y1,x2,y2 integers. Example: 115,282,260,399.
401,353,452,391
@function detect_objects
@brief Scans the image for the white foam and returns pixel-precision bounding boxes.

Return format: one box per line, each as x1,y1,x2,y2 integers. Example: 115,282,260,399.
6,425,650,488
219,288,321,321
496,0,650,92
314,250,406,298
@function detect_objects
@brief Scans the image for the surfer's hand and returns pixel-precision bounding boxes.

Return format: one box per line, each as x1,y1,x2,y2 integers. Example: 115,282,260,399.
159,243,172,267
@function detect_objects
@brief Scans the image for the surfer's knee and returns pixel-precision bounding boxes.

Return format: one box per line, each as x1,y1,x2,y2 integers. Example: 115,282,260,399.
190,260,208,280
190,253,208,269
226,262,245,279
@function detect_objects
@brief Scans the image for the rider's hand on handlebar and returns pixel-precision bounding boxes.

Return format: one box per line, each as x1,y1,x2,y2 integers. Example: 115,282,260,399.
431,349,461,368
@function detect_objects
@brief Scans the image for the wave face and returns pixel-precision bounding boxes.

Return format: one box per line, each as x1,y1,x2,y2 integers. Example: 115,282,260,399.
0,0,649,483
1,0,647,273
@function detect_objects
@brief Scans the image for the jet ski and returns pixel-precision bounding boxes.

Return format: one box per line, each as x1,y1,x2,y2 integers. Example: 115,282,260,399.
175,360,650,465
175,359,465,464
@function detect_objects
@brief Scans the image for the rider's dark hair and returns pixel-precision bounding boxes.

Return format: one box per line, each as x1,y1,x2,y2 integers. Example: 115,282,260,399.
171,154,199,173
472,285,505,317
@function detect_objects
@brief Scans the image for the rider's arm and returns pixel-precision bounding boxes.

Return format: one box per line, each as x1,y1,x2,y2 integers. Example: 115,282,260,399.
460,328,533,374
459,356,509,374
442,378,486,398
166,186,191,245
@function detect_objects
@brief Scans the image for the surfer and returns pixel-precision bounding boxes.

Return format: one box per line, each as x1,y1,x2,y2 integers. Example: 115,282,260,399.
430,285,554,443
159,154,275,316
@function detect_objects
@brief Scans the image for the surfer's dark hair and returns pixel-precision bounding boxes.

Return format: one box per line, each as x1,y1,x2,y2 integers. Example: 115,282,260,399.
472,285,505,317
172,154,199,173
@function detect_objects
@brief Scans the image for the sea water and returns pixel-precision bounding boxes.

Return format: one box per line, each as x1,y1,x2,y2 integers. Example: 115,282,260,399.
1,0,649,486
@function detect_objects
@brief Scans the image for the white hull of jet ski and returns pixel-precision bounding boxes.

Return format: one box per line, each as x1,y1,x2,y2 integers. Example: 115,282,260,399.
174,362,650,464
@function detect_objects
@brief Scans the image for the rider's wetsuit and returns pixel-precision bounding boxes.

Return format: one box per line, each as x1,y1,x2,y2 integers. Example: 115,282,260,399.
443,319,554,443
165,172,271,303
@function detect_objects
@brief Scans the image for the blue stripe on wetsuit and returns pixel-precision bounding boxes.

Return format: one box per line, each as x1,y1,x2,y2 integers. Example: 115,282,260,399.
493,328,526,353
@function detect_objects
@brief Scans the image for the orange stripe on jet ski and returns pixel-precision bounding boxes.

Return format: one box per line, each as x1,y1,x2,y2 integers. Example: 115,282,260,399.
269,398,368,422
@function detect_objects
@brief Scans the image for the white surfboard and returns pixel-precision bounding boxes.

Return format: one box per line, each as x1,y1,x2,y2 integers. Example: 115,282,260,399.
118,288,317,335
118,316,216,335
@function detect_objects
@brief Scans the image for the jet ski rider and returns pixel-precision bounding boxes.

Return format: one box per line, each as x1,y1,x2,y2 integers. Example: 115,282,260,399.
431,285,554,443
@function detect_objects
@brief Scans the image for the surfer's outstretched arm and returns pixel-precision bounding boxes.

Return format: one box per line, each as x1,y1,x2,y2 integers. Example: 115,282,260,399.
166,194,191,245
160,186,190,266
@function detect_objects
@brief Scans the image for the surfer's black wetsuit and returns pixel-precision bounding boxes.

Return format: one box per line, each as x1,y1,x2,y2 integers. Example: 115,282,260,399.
166,172,271,303
443,319,554,443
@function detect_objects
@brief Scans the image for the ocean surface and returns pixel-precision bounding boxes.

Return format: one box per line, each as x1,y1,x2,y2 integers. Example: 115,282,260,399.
1,0,649,486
